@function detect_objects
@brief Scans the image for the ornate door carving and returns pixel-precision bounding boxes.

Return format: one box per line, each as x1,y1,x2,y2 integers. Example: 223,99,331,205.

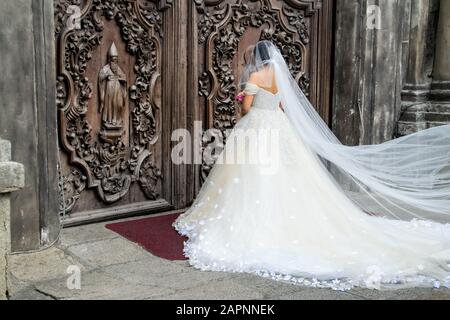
191,0,334,182
54,0,175,225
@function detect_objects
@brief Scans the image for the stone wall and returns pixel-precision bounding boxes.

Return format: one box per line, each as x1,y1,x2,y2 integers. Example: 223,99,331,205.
431,0,450,99
0,139,25,299
333,0,449,141
333,0,412,145
0,0,59,252
398,0,450,136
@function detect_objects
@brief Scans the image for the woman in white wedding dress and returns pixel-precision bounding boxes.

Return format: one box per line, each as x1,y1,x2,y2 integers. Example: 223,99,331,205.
173,40,450,291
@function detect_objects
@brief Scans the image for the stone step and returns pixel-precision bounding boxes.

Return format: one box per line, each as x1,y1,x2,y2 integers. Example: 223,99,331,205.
399,111,450,122
396,120,449,136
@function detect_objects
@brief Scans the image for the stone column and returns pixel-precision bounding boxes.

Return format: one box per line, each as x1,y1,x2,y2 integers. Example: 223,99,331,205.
397,0,449,136
333,0,412,145
431,0,450,100
401,0,439,102
0,139,25,299
0,0,59,252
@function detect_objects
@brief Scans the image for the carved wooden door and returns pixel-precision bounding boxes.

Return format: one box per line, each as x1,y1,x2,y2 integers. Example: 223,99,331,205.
54,0,179,225
54,0,334,226
190,0,334,187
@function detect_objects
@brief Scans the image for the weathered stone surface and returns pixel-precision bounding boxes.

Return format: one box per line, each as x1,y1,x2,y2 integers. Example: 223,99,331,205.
0,162,25,194
7,272,32,298
102,257,187,281
0,0,59,253
104,262,233,291
333,0,412,145
149,278,265,300
34,269,174,300
9,286,56,300
66,238,151,268
0,138,25,299
276,288,362,300
351,287,450,300
229,274,301,299
398,0,450,135
8,247,86,284
0,194,9,300
59,223,119,248
402,0,439,101
431,0,450,100
159,270,235,291
0,139,11,162
397,102,450,136
0,138,25,194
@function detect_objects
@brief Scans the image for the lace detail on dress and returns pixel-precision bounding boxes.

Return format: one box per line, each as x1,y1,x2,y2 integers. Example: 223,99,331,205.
173,217,450,291
173,80,450,292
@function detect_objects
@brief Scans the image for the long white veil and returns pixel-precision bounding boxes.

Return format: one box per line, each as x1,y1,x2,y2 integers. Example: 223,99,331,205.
240,40,450,221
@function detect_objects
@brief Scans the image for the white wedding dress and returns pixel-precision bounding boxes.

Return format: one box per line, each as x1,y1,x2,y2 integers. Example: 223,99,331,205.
174,82,450,291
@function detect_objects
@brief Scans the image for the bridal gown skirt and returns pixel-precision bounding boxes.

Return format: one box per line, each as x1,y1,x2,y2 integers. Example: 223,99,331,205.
173,96,450,291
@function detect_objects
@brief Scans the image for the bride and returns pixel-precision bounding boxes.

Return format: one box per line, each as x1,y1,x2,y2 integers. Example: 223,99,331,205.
173,40,450,291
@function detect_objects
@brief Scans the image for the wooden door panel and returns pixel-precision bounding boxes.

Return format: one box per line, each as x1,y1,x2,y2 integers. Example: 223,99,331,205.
54,0,174,225
192,0,334,182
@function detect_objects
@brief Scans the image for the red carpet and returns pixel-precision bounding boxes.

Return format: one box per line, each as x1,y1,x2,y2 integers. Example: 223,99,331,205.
105,213,188,261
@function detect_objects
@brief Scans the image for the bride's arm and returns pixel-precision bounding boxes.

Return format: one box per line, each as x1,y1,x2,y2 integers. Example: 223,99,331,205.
242,95,254,115
241,74,259,116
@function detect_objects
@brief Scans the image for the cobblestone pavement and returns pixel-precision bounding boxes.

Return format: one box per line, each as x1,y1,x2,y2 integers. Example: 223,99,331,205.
7,213,450,300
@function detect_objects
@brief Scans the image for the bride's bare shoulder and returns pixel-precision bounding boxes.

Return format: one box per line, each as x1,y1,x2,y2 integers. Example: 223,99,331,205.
248,72,262,85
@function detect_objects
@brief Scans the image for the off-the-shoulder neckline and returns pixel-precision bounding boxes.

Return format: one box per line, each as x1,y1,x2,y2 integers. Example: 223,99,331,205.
246,82,279,96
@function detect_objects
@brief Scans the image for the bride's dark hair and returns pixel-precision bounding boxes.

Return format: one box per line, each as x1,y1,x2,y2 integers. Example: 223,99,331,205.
254,41,271,64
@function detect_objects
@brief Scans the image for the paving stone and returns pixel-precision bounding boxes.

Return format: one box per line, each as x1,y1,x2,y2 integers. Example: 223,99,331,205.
7,273,35,298
9,286,56,300
8,246,85,283
350,287,450,300
153,268,235,291
230,274,302,299
34,269,173,300
59,223,118,248
66,237,151,268
276,288,362,300
149,278,265,300
138,267,236,291
101,257,187,285
172,260,191,267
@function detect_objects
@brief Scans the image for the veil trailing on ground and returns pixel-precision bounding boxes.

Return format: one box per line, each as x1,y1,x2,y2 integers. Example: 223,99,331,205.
240,40,450,221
